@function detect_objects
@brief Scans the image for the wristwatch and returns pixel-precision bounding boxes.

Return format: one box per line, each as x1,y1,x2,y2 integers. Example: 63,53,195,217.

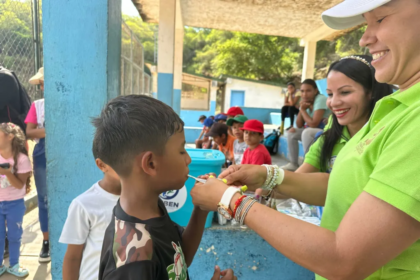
217,187,240,220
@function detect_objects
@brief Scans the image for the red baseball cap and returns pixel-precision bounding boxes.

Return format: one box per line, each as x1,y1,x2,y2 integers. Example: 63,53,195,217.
241,120,264,134
223,107,244,117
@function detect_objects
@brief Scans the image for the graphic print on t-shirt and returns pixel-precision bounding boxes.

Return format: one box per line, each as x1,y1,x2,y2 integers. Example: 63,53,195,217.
113,218,154,268
167,242,188,280
0,175,11,189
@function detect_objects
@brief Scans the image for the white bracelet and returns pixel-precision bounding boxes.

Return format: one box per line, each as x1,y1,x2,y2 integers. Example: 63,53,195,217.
262,165,272,188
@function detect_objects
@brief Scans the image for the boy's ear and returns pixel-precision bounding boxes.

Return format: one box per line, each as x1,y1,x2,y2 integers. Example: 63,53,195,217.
139,151,158,176
95,158,107,173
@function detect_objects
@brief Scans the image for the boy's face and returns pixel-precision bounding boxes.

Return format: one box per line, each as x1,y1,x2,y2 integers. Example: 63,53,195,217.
212,134,226,146
231,122,244,140
244,130,264,147
155,131,191,192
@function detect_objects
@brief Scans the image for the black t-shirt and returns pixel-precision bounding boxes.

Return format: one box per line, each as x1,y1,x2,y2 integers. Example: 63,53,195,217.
99,199,190,280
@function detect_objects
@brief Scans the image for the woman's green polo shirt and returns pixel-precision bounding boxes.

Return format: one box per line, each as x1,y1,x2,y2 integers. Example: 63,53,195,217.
316,83,420,279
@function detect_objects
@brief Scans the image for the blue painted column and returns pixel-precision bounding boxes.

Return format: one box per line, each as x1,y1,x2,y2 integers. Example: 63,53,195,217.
157,0,176,110
43,0,121,278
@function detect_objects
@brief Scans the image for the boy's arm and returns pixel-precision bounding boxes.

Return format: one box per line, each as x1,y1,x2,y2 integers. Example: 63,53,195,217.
63,244,85,280
182,207,208,267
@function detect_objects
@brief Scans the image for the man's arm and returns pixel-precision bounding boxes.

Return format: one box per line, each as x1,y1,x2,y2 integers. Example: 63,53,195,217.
63,244,84,280
182,207,208,267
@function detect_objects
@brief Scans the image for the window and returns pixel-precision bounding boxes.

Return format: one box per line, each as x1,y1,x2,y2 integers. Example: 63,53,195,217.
181,74,211,110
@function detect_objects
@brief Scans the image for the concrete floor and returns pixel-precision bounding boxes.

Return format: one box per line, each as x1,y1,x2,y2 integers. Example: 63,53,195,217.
2,208,51,280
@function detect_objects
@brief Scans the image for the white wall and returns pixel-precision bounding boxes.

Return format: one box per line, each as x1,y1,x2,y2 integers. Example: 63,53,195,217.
224,78,285,112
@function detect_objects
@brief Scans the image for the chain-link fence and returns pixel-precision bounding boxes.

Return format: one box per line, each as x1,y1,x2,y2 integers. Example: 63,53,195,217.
121,20,153,96
0,0,43,101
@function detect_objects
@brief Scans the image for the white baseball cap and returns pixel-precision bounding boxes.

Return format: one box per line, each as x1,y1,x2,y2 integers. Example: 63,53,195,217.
322,0,392,30
29,67,44,85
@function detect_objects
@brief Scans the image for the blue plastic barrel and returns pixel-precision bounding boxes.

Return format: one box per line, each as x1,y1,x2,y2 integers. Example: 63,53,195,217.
159,149,225,228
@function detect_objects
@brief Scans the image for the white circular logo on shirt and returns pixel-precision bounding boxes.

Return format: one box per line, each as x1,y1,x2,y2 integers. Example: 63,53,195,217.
159,186,187,213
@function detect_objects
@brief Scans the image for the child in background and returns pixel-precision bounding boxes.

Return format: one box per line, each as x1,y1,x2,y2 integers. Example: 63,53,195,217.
214,114,227,124
0,123,32,277
223,107,244,137
196,118,213,149
205,123,236,164
96,95,209,279
241,120,272,165
226,115,248,165
60,152,121,279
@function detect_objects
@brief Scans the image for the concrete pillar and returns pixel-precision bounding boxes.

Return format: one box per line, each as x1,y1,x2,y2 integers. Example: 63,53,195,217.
157,0,176,107
301,40,317,81
172,0,184,115
43,0,121,278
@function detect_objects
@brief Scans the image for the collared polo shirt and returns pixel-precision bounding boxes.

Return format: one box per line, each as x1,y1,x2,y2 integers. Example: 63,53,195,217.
316,82,420,280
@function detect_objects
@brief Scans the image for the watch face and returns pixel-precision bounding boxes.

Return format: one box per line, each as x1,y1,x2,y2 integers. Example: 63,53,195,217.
218,206,232,220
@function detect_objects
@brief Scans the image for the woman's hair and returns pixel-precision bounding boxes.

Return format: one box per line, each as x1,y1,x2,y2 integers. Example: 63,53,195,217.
0,123,31,194
301,79,318,92
319,55,394,172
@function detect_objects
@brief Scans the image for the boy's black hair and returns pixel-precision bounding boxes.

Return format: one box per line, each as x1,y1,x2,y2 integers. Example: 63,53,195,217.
287,82,295,87
92,95,184,177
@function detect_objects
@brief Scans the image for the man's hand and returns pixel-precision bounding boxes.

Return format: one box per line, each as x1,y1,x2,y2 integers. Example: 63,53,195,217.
211,266,237,280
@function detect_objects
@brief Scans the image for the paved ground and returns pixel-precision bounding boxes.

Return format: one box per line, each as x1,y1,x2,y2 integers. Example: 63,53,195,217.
2,207,51,280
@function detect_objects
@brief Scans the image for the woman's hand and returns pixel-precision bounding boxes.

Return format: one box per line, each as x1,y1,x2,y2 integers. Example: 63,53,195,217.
300,101,311,110
211,266,237,280
191,179,229,211
218,164,266,192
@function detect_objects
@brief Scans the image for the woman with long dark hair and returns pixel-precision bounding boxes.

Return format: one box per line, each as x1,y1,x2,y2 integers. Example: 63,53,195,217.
299,55,394,173
191,0,420,278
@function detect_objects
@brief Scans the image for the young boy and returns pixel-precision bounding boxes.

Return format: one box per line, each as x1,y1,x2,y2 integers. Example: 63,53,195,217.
60,155,121,280
226,115,248,165
95,95,209,280
241,120,272,165
205,123,236,164
214,114,227,124
196,118,214,149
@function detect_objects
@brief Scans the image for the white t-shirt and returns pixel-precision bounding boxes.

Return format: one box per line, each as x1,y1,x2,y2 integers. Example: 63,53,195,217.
59,182,119,280
233,139,248,165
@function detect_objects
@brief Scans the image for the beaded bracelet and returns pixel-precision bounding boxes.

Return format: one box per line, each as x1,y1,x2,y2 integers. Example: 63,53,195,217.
262,165,272,188
233,195,247,217
235,196,253,222
240,199,257,226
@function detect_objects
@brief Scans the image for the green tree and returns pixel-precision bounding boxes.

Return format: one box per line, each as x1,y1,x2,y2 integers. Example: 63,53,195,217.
123,15,157,63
